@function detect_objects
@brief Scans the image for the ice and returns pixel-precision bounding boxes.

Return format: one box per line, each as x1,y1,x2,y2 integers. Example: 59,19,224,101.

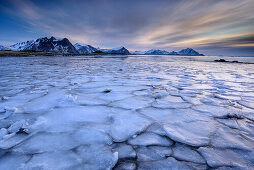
109,85,149,92
244,112,254,121
0,133,29,149
217,118,254,137
72,128,112,145
74,93,108,105
193,105,242,118
23,151,82,170
0,110,12,120
215,93,242,101
0,55,254,169
163,120,215,146
146,123,167,136
211,126,254,150
115,162,136,170
0,108,5,113
0,153,30,170
0,119,11,129
172,143,206,164
138,107,175,123
140,108,216,146
98,91,133,102
198,147,254,169
7,120,25,133
112,144,136,159
128,132,173,146
136,146,166,161
138,157,189,170
238,100,254,109
21,89,67,114
12,133,71,153
184,162,208,169
110,110,151,142
148,146,172,157
110,96,153,109
0,128,8,140
29,106,112,133
152,91,168,99
76,144,118,169
152,98,192,109
0,93,43,113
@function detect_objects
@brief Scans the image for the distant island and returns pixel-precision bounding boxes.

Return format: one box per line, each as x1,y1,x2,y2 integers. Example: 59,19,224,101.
0,36,204,56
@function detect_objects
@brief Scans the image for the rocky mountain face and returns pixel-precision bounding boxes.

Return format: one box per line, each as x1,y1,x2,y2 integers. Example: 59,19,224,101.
7,37,78,54
73,44,130,55
30,37,78,54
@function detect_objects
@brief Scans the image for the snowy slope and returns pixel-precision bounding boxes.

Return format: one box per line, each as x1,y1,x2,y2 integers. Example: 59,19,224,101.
145,49,170,55
178,48,204,56
7,37,78,54
168,51,178,55
0,45,7,51
99,46,130,54
8,40,35,51
132,48,203,56
74,43,97,54
130,51,146,55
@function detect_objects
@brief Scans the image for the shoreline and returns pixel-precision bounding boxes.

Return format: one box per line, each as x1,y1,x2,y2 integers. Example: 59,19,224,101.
0,50,205,57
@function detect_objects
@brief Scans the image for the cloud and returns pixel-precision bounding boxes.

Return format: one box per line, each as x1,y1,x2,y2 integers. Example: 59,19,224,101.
0,0,254,55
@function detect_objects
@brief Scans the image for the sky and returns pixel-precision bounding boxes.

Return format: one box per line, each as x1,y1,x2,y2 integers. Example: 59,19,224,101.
0,0,254,56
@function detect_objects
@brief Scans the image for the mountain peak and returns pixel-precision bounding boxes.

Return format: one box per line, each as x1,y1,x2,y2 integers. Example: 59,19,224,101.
8,37,78,54
4,36,205,56
0,45,6,51
111,46,125,50
178,48,204,56
131,48,204,56
75,43,87,46
99,46,130,54
74,43,97,54
145,49,170,55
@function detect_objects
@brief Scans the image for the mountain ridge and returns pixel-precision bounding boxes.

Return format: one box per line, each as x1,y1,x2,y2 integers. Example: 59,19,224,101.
132,48,204,56
1,36,204,56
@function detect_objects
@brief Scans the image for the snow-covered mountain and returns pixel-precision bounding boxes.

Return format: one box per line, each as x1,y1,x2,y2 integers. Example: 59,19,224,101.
178,48,204,56
168,51,178,55
4,36,204,56
145,49,170,55
131,48,203,56
8,37,78,54
130,51,146,55
98,46,130,54
74,43,97,54
0,45,7,51
8,40,35,51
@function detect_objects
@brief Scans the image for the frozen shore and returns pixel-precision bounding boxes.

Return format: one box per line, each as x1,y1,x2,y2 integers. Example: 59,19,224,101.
0,55,254,169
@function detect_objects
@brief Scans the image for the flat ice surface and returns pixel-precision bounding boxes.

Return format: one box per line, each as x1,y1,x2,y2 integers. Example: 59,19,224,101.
0,55,254,169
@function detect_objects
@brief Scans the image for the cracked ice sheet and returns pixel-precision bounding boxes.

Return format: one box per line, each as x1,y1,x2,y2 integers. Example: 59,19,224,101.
0,55,254,169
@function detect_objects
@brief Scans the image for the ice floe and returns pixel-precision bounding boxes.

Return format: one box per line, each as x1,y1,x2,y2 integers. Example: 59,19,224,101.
0,55,254,169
